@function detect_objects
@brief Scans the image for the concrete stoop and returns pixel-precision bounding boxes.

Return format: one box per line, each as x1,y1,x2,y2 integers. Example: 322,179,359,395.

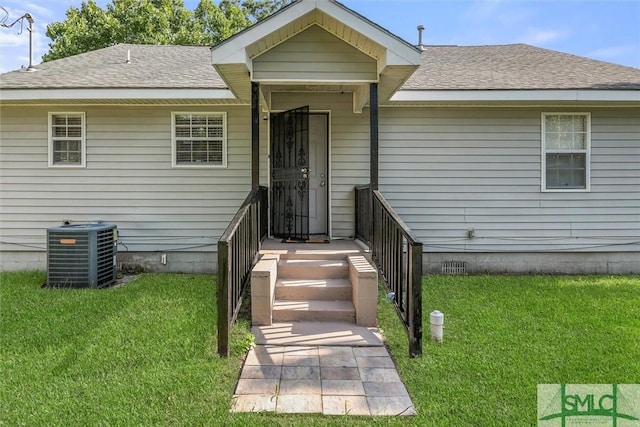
273,257,354,323
238,241,415,416
275,278,352,300
251,241,378,330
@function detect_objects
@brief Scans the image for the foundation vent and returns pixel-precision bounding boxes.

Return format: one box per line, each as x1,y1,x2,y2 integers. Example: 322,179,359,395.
441,261,466,275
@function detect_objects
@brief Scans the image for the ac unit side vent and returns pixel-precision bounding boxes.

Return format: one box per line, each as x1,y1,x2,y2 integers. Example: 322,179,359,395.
441,261,466,275
47,223,117,288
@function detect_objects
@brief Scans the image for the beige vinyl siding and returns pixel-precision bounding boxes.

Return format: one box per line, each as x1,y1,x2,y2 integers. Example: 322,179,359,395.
252,25,377,82
270,91,370,237
0,105,255,254
3,102,637,259
378,107,640,253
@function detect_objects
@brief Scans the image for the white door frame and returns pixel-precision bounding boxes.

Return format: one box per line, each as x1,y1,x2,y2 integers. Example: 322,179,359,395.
267,109,332,238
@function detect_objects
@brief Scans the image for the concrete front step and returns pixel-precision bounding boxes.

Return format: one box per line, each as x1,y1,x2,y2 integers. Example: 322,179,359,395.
275,278,352,301
251,321,384,346
273,299,355,323
271,254,357,324
277,259,348,280
262,250,357,260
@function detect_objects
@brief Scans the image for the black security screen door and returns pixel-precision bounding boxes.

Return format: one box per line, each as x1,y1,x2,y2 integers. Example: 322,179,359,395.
271,106,310,240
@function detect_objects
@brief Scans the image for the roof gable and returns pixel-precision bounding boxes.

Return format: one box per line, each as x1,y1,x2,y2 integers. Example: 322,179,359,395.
252,24,378,82
210,0,421,105
212,0,419,66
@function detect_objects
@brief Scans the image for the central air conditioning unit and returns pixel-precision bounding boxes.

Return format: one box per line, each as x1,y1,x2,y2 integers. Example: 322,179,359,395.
47,223,118,288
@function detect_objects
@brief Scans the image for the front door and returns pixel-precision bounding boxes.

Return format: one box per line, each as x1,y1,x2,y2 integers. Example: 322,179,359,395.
271,106,310,240
308,114,328,235
271,108,329,240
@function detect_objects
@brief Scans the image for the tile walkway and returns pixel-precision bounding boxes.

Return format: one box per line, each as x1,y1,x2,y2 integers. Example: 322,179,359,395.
231,345,416,416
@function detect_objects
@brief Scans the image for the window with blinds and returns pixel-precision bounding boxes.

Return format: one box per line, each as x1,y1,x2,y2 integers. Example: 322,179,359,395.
49,113,86,167
172,113,227,167
542,113,591,191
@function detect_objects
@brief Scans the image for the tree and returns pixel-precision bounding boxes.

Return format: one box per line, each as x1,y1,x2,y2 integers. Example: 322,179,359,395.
44,1,118,61
240,0,292,21
107,0,200,45
43,0,291,62
195,0,249,46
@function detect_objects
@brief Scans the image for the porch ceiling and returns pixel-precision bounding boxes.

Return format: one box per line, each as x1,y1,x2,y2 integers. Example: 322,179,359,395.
258,82,367,113
210,0,421,110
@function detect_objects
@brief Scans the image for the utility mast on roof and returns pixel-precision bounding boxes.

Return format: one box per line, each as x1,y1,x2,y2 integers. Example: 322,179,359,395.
1,6,36,71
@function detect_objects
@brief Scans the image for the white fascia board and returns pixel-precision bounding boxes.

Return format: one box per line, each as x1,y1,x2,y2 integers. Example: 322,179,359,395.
211,38,255,67
381,50,416,68
211,0,420,67
390,90,640,103
253,78,376,84
211,1,316,64
320,1,420,66
0,88,236,101
321,1,420,65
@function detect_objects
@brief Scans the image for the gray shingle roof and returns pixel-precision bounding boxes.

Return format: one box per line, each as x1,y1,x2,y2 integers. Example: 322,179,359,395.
1,43,638,91
405,44,640,90
0,44,226,89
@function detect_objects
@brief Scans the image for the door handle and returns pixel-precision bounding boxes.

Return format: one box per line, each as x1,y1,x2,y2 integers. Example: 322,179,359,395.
320,181,326,187
301,167,310,180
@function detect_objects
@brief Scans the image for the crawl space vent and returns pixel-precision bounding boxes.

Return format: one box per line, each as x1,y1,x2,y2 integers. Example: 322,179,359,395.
441,261,466,275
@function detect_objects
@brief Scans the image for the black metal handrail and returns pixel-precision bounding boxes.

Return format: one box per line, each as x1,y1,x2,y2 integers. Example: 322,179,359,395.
217,186,268,357
355,185,423,357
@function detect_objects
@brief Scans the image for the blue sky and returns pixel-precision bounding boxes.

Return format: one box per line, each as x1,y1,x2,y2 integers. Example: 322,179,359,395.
0,0,639,73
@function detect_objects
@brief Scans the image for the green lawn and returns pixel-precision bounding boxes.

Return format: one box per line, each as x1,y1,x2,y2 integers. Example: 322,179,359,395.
381,275,640,425
1,272,638,426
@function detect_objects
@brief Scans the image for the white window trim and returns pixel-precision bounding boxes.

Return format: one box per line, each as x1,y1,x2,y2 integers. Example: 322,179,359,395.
541,112,591,192
48,112,86,168
171,112,228,168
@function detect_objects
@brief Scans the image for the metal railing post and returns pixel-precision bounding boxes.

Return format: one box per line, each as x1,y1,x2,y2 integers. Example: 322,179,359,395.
356,188,423,357
409,242,423,357
216,186,268,357
217,240,230,357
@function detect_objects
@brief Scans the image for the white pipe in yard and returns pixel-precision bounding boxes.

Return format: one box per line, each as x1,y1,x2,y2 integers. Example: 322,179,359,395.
430,310,444,342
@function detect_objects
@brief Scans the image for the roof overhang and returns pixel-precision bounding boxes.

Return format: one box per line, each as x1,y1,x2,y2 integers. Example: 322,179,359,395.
0,88,237,104
210,0,421,110
388,89,640,105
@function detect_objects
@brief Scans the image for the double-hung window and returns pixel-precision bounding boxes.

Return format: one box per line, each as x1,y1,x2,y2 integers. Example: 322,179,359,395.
172,112,227,167
542,113,590,191
49,112,86,167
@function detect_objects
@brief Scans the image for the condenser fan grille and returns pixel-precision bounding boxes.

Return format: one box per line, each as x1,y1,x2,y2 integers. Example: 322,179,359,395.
47,224,117,288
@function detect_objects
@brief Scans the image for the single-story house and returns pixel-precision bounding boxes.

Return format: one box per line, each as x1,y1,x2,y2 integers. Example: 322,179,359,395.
1,0,639,274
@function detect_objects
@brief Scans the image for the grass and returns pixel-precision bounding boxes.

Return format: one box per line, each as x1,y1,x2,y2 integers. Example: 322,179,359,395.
0,272,252,426
1,272,638,426
380,275,640,425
